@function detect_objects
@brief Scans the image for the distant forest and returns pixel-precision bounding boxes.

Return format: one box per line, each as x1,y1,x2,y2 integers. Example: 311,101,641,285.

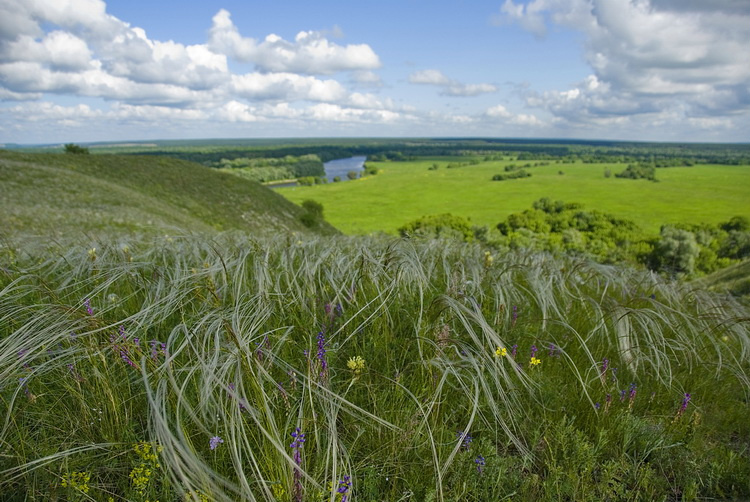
120,138,750,167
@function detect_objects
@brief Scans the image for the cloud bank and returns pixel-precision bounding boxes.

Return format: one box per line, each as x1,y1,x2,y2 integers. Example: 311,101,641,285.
495,0,750,133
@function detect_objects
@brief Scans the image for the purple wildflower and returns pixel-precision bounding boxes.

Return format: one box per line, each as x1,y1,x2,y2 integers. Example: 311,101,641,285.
83,298,93,316
209,436,224,450
335,303,343,316
290,428,305,452
619,389,626,402
548,343,559,357
629,383,637,400
601,358,609,375
111,326,137,369
511,305,518,326
475,455,485,474
149,340,167,360
677,393,692,418
290,428,305,502
456,430,473,451
510,344,518,359
337,475,351,502
324,303,333,318
594,402,601,410
530,345,538,358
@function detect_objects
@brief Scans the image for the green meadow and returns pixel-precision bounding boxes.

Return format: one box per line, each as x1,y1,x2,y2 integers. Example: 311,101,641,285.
276,157,750,235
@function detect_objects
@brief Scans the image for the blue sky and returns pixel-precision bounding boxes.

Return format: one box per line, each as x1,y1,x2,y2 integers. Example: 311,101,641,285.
1,0,748,144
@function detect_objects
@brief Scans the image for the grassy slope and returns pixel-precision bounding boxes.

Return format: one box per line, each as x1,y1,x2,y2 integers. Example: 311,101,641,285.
0,150,336,238
276,157,750,235
693,259,750,301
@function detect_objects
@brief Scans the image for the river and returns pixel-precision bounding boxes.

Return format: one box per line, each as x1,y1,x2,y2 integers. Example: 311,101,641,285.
270,156,366,188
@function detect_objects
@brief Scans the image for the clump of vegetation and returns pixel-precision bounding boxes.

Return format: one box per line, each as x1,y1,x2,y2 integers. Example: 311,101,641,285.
300,199,325,228
297,176,328,186
216,154,324,183
491,198,750,277
398,213,475,241
616,164,657,181
492,169,532,181
64,143,89,154
1,234,749,500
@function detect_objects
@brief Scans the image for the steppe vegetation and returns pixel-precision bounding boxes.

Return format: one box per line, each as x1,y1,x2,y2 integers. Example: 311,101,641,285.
3,234,749,501
1,139,749,500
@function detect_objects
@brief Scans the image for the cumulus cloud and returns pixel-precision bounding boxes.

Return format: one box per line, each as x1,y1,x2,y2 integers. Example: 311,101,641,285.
408,69,497,97
0,0,399,129
208,9,380,75
231,72,347,102
485,104,544,126
496,0,750,127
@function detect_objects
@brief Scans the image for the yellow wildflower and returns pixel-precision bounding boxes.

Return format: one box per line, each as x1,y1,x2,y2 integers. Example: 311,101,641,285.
495,347,507,357
347,355,366,375
530,357,541,366
61,471,91,493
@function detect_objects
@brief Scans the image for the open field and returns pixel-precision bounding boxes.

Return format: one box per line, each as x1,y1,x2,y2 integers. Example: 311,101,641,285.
277,157,750,235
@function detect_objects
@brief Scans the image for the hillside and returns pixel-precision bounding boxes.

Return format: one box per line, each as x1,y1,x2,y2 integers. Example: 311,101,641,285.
0,150,337,238
693,259,750,302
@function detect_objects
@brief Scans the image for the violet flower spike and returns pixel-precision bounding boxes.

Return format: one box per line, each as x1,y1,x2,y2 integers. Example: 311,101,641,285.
290,428,305,502
456,430,473,451
475,455,485,474
680,393,691,413
209,436,224,450
337,475,351,502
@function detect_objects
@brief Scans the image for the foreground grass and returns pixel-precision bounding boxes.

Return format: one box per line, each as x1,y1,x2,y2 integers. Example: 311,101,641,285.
277,158,750,235
1,233,749,501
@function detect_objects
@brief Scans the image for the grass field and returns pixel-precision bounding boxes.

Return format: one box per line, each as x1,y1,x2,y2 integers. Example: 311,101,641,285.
276,157,750,235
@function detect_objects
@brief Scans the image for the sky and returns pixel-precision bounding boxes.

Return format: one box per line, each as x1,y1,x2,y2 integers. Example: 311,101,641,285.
1,0,749,144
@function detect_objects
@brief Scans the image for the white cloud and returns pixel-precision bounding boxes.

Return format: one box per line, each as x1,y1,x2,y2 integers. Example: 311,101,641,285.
409,69,452,86
408,69,497,97
208,9,381,75
230,72,347,102
350,70,383,87
484,104,544,126
3,31,93,71
497,0,750,126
